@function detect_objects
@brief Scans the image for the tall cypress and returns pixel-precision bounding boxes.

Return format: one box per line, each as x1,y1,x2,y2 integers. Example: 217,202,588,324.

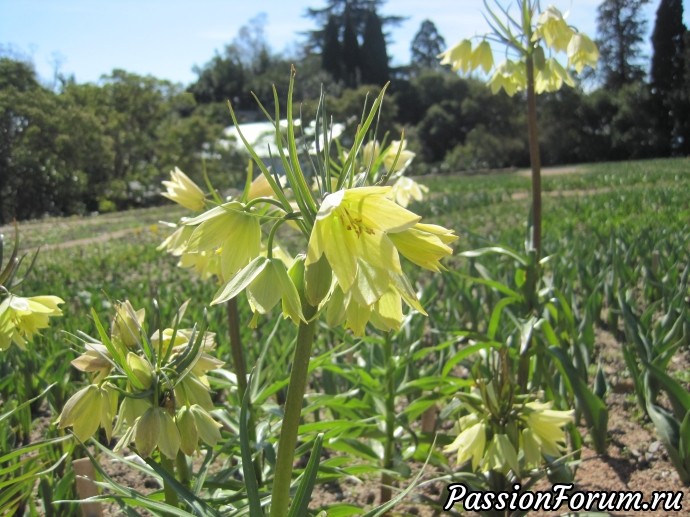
360,10,389,86
322,15,344,82
596,0,650,89
342,9,360,87
650,0,688,154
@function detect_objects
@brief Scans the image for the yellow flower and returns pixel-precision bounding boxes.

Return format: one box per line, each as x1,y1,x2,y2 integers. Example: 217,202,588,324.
567,33,599,74
387,177,429,208
0,294,64,350
383,140,416,173
134,407,180,459
184,202,261,280
211,256,304,324
536,7,574,52
111,300,145,350
471,40,494,73
126,352,154,390
482,433,520,474
58,383,117,441
444,418,487,469
161,167,206,211
488,61,527,96
71,343,113,383
523,401,574,456
535,58,575,94
361,140,381,168
247,173,277,200
388,223,457,272
439,39,473,73
306,187,420,293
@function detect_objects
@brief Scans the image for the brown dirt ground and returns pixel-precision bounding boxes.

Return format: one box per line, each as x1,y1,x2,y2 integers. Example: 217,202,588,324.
61,325,688,516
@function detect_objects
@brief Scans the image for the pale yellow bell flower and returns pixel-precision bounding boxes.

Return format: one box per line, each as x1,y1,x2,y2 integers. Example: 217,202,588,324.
535,58,575,94
567,33,599,74
523,401,574,456
470,40,494,73
388,223,457,272
439,39,473,73
489,61,527,96
211,256,304,324
0,294,64,351
482,433,520,474
161,167,206,212
57,382,117,441
111,300,145,350
306,187,420,293
535,6,574,52
387,177,429,208
71,343,113,383
134,406,180,459
444,418,487,469
247,173,282,200
361,140,381,167
184,202,262,280
383,140,416,173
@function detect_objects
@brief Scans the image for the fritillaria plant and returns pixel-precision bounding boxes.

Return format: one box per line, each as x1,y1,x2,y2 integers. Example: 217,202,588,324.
159,72,456,515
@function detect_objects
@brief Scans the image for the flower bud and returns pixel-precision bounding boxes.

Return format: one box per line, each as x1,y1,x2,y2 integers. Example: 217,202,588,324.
177,406,199,455
304,254,332,308
190,405,222,447
157,410,181,459
126,352,154,390
135,407,160,458
58,385,101,441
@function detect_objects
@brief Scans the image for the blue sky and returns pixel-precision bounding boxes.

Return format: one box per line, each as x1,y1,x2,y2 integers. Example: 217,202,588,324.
1,0,684,86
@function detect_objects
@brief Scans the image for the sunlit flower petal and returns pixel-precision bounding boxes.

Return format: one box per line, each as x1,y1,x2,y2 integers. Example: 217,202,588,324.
161,167,206,211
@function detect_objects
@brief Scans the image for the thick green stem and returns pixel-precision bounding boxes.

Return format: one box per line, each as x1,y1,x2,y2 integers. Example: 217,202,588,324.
175,451,191,487
227,298,262,485
226,298,248,399
380,333,395,504
269,305,317,517
160,455,179,509
526,55,542,260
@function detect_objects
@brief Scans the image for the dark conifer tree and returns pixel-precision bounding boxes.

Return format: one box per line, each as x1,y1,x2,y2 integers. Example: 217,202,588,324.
322,15,344,82
342,10,361,87
650,0,688,154
410,19,446,72
596,0,650,89
360,10,389,85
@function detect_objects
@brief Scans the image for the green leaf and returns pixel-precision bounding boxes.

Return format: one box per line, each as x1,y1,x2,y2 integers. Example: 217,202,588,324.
288,434,323,517
240,371,264,517
212,256,268,305
547,346,608,454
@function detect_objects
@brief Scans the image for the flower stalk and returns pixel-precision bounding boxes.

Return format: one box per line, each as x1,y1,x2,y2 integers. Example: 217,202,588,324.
269,303,318,517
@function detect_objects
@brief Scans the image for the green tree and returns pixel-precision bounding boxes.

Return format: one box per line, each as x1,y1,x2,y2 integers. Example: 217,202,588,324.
360,10,390,85
596,0,650,89
322,15,344,82
410,19,446,72
650,0,688,154
306,0,403,50
342,9,361,87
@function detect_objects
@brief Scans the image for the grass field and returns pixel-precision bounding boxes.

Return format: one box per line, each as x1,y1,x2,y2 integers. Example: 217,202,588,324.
2,157,689,515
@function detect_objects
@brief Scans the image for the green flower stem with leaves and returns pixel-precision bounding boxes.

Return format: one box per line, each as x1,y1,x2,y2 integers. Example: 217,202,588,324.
526,55,542,260
380,333,396,504
270,303,318,517
160,455,179,508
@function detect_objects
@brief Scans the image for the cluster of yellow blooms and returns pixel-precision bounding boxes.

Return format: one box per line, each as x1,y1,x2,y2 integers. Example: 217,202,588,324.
445,390,574,475
58,300,223,459
159,136,455,336
0,294,63,351
439,4,599,96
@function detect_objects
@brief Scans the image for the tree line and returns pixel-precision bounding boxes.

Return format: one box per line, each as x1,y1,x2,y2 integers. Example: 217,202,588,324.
0,0,687,223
